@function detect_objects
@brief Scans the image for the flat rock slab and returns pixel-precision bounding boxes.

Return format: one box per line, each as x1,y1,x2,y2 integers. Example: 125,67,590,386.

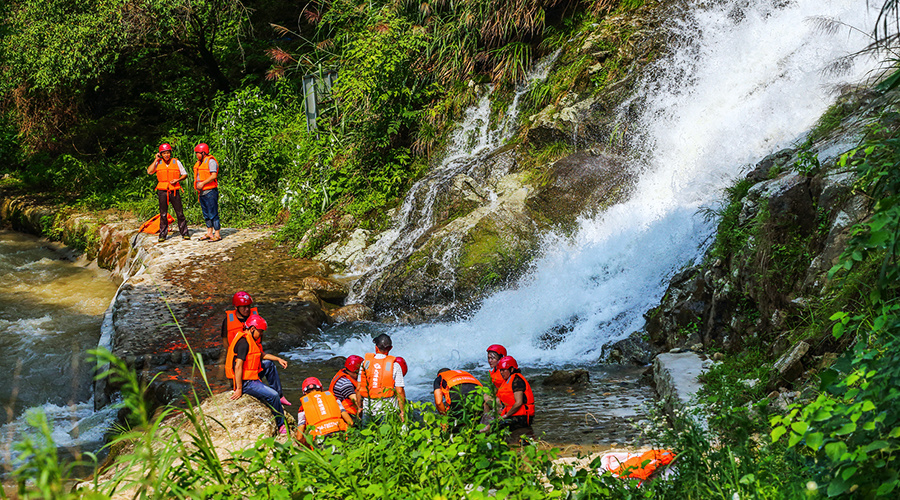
107,229,331,407
652,352,708,426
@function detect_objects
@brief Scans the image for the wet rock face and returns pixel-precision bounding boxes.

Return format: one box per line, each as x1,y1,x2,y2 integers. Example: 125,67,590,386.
321,147,636,319
299,276,349,302
330,303,374,323
526,151,632,231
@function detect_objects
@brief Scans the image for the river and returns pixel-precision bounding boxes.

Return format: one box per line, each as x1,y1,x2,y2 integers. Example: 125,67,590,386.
0,230,119,469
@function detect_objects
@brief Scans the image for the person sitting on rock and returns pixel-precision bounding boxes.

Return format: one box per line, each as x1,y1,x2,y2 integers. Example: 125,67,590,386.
494,356,535,442
226,314,289,434
486,344,507,389
330,355,363,417
433,368,489,432
296,377,353,448
357,334,406,425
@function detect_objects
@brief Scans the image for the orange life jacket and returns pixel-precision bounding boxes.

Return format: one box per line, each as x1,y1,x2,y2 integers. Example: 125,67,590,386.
155,158,183,191
438,370,482,406
301,390,348,437
490,367,505,389
611,449,676,481
329,368,359,415
357,353,396,399
138,214,175,234
224,307,258,345
225,330,262,390
497,372,535,418
193,154,219,191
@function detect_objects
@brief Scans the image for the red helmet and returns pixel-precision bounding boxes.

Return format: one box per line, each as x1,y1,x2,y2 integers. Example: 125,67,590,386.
159,143,173,153
243,314,267,331
486,344,507,357
497,356,518,371
302,377,323,392
194,143,209,154
344,355,363,372
395,356,408,376
232,291,253,307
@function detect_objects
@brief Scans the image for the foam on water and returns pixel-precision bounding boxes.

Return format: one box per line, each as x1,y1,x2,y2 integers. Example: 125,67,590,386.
300,0,881,395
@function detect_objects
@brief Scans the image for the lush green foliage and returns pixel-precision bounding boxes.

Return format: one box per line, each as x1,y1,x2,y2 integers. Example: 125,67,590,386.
769,122,900,497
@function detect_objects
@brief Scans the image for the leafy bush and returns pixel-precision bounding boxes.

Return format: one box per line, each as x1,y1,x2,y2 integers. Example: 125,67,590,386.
770,124,900,497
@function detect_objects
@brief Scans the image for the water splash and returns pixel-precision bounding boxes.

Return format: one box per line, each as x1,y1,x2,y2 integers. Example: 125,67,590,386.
310,0,880,393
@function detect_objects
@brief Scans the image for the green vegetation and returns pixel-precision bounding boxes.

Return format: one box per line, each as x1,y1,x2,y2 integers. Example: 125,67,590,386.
0,0,648,252
9,345,819,499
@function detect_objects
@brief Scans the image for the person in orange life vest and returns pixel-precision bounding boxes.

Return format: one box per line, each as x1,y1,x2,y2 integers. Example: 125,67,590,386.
219,291,291,406
330,355,363,416
147,143,189,243
357,334,406,424
433,368,490,431
486,344,507,389
226,314,289,433
295,377,353,448
494,356,535,439
192,143,222,242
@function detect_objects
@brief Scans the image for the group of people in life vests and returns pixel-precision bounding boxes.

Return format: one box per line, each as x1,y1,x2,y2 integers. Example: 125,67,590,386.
147,142,222,243
221,291,535,447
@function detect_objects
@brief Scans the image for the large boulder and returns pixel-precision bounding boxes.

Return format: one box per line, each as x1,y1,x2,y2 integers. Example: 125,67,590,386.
85,392,295,498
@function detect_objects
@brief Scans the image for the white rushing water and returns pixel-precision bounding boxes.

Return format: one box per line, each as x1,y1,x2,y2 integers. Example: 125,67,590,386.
299,0,882,398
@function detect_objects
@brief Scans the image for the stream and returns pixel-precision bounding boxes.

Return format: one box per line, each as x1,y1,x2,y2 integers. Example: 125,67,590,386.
0,231,119,467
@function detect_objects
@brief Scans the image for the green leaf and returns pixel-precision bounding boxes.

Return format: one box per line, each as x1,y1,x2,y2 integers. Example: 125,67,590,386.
806,432,824,450
827,477,850,497
841,466,858,481
791,421,809,435
835,423,857,435
825,441,848,461
864,440,890,452
771,426,787,443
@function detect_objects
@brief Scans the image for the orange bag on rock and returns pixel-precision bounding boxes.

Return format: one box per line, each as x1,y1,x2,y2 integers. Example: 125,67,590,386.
138,214,175,234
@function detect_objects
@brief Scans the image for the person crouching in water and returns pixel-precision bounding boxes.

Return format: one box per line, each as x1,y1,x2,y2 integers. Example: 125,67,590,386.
226,314,289,434
296,377,353,448
433,368,489,433
495,356,535,442
147,143,189,242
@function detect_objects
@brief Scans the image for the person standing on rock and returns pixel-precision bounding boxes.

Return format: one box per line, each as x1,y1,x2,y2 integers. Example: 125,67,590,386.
493,356,535,442
357,334,406,425
147,143,190,242
486,344,507,389
433,368,489,432
296,377,353,448
192,143,222,242
226,314,290,434
330,355,362,417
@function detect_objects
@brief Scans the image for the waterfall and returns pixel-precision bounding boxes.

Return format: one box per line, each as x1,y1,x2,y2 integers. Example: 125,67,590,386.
312,0,880,394
345,50,561,304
